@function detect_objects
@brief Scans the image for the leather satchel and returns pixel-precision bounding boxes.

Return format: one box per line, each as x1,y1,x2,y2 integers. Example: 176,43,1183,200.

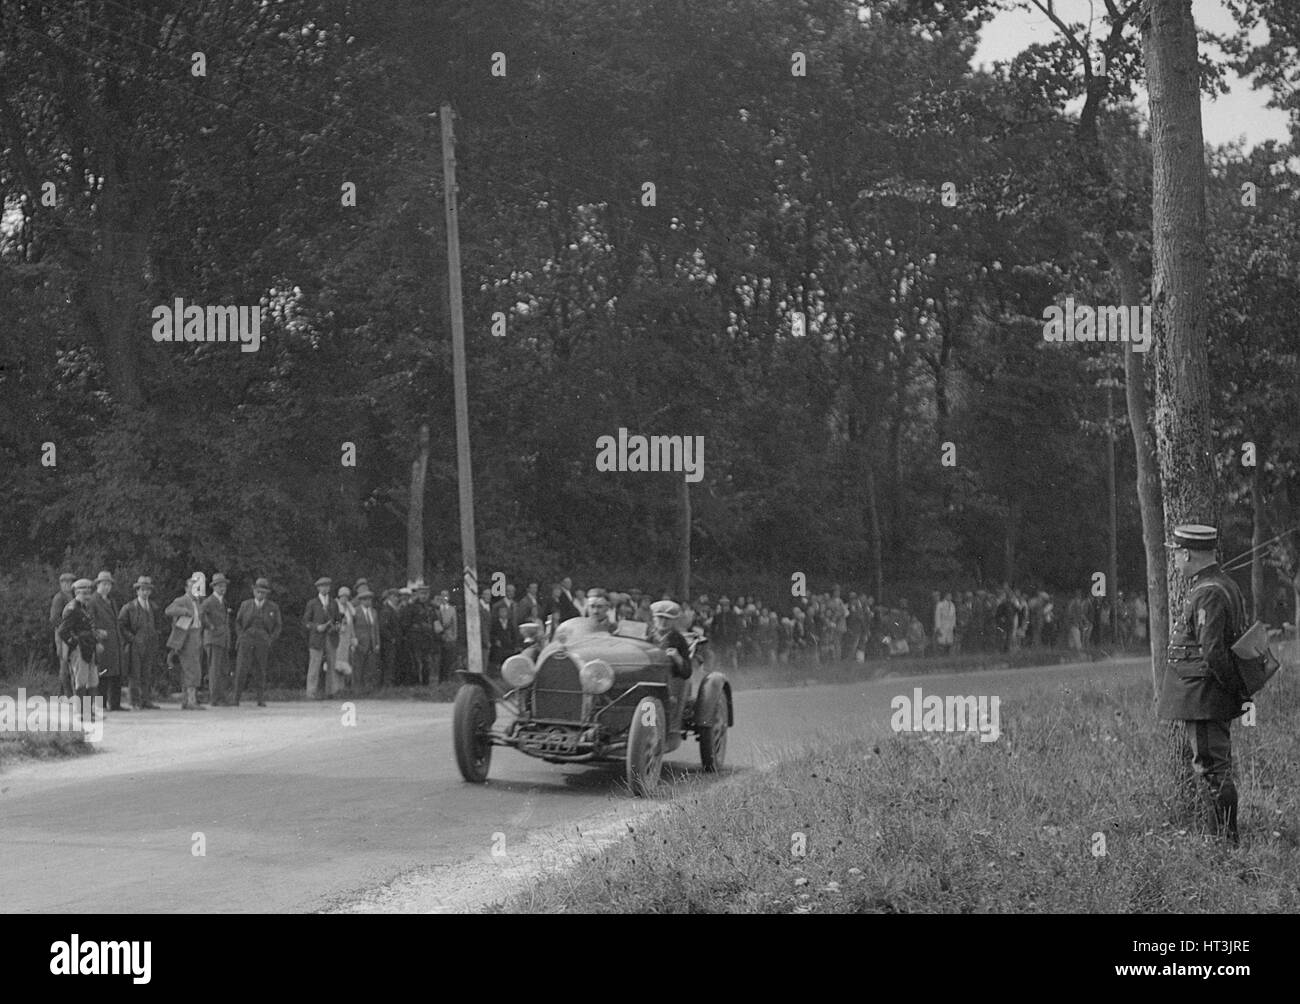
1231,620,1281,696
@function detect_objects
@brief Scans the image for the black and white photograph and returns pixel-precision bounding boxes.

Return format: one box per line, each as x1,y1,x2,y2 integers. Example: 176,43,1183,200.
1,0,1297,960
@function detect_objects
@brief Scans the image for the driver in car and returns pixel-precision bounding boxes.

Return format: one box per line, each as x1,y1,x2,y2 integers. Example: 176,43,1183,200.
583,589,616,633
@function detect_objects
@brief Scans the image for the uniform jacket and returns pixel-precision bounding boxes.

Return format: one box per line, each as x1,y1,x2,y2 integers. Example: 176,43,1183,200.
89,592,124,675
201,593,232,648
236,598,283,645
1158,564,1248,721
401,598,438,649
353,602,380,654
58,599,98,663
302,595,339,651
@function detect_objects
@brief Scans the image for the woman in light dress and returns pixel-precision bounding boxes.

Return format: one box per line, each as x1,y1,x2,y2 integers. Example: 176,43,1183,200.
332,586,357,694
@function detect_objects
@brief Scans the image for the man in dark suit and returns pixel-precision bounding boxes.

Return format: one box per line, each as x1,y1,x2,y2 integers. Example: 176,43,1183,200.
352,584,380,689
90,570,127,711
302,576,339,699
234,578,282,706
202,572,234,705
379,588,403,686
50,572,77,697
118,576,162,709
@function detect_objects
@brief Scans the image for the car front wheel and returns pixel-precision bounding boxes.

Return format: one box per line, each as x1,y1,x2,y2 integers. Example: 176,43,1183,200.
699,693,728,773
453,683,493,783
626,696,664,797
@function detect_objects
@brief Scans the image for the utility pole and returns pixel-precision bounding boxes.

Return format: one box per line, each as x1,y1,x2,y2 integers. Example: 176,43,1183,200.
440,101,482,674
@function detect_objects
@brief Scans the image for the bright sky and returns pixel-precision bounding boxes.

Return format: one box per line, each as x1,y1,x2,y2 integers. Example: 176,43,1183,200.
974,0,1291,151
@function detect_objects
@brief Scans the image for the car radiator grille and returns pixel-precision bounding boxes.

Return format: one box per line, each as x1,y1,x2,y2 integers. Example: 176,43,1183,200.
532,655,583,721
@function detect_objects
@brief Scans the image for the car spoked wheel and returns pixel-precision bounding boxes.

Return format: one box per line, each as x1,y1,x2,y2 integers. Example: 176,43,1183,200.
699,694,728,773
626,697,664,797
453,684,493,783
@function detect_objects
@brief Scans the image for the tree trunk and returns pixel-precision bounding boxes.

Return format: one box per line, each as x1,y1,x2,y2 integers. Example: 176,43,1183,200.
1003,499,1020,586
1251,454,1265,622
677,476,691,602
1110,249,1168,699
407,423,430,584
1144,0,1217,615
1144,0,1216,829
864,456,884,602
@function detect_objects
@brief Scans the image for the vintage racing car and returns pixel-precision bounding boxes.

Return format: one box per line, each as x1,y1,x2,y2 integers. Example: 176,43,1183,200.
451,617,733,796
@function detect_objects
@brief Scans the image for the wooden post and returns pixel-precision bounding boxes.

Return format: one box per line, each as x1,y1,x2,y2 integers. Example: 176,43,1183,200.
440,101,482,674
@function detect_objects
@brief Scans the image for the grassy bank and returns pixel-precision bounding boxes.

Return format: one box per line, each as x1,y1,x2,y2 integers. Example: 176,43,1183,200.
0,729,95,768
718,645,1140,690
498,667,1300,913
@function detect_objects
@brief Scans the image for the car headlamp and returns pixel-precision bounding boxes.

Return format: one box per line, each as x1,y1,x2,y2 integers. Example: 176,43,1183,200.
579,658,614,694
502,654,537,688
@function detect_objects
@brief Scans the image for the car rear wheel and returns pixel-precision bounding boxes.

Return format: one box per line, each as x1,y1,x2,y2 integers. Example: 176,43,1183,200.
626,697,664,797
699,692,728,772
453,684,493,783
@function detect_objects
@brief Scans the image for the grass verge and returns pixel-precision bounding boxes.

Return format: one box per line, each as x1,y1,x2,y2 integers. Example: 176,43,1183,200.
0,725,96,769
497,667,1300,913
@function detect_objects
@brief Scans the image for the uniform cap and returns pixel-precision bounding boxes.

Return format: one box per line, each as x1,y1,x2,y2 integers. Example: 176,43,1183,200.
651,600,681,620
1166,524,1218,551
72,578,94,590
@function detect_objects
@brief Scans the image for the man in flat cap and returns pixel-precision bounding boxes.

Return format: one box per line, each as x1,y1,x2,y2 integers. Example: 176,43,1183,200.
303,576,339,699
50,572,77,698
235,578,282,706
118,576,162,709
1159,523,1251,844
90,571,127,711
202,573,233,706
649,600,693,679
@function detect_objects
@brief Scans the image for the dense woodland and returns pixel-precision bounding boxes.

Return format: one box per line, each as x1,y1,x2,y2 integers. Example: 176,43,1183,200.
1,0,1297,669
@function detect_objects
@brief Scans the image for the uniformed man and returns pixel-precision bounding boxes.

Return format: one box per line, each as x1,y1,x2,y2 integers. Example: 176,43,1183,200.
1158,523,1250,844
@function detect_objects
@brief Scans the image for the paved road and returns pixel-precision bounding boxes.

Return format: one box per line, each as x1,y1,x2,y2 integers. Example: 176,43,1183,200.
0,657,1147,912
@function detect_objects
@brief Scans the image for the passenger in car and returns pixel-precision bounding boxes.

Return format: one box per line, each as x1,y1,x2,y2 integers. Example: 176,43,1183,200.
650,601,693,679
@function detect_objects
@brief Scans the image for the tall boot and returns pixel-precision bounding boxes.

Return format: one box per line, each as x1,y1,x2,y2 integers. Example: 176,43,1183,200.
1215,778,1240,846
